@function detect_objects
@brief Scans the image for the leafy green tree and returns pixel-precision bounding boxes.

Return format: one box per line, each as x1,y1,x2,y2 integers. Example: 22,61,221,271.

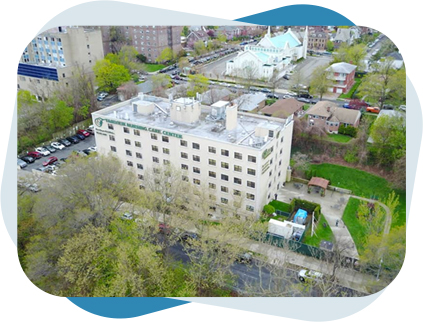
333,43,367,70
137,53,147,63
93,59,131,92
178,57,190,74
194,41,207,56
17,90,37,112
187,74,209,97
156,47,175,63
47,101,74,132
326,40,334,52
309,65,331,100
151,74,172,97
182,26,190,37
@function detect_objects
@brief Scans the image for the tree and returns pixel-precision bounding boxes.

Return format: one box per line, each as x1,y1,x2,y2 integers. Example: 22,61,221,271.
187,74,209,97
182,26,190,37
117,45,145,72
178,57,190,74
326,40,334,52
93,59,131,92
156,47,175,63
193,41,207,56
47,100,74,132
151,74,172,97
369,114,405,166
309,65,331,100
17,90,37,112
333,43,367,70
136,53,147,63
290,70,306,97
118,81,139,101
109,26,131,53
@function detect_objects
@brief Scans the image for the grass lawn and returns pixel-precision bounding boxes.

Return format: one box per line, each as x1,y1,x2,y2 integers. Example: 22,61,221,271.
309,163,406,227
303,104,310,111
339,78,362,99
342,198,367,254
326,133,352,143
302,215,334,247
145,64,166,72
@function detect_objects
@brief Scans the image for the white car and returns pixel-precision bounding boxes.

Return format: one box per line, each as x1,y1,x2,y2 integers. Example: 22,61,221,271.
87,146,97,152
35,147,50,156
399,105,406,112
298,269,323,283
51,142,66,150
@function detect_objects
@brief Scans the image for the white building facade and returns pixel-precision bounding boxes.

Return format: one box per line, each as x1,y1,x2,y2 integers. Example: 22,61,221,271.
226,27,308,81
92,94,294,220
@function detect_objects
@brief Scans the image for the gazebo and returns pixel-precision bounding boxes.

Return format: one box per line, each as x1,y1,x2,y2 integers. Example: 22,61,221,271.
307,177,330,196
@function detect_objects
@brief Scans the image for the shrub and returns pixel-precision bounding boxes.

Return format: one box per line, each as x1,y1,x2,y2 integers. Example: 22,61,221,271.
263,205,275,215
338,124,358,138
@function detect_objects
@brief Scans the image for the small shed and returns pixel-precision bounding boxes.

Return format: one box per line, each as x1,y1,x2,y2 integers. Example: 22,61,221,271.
308,177,330,196
293,208,308,225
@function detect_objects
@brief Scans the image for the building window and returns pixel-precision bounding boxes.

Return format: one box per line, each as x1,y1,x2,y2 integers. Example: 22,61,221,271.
234,152,242,160
181,152,188,159
127,161,133,167
221,162,229,169
246,205,255,212
109,135,115,141
193,155,200,162
181,164,188,170
221,186,228,193
136,152,142,159
209,171,216,178
268,182,272,188
138,174,144,180
234,189,241,196
208,146,216,154
137,163,143,170
123,127,130,133
126,150,132,156
182,175,189,182
162,136,169,143
247,181,255,188
151,133,158,140
234,165,242,172
163,148,170,154
134,129,140,136
280,148,283,155
221,149,229,156
234,177,242,185
209,159,216,166
248,155,257,163
209,182,216,189
278,171,281,177
153,157,159,163
192,142,200,150
125,139,131,145
221,198,228,204
221,174,229,181
193,167,200,174
108,124,114,130
110,146,117,152
135,141,141,148
152,145,159,152
269,130,274,138
193,179,201,185
180,140,187,147
247,193,255,200
247,168,256,176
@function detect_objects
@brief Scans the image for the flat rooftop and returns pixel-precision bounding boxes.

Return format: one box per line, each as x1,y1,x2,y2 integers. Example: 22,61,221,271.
94,95,292,150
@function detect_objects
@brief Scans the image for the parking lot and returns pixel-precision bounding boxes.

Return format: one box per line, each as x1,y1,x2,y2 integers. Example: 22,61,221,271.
21,134,96,173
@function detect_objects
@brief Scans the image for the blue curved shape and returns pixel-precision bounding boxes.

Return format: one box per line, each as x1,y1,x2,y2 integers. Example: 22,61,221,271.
67,298,188,318
236,4,355,26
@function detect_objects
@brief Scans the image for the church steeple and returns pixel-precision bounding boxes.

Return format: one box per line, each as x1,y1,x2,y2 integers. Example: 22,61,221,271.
266,26,271,38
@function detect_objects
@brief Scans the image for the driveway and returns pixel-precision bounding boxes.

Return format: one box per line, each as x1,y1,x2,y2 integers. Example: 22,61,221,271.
277,182,359,258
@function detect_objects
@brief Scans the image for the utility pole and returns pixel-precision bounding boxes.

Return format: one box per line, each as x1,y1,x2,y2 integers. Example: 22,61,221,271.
376,257,383,281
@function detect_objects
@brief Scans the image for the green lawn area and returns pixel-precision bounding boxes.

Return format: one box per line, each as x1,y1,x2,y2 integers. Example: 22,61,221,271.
342,198,367,254
303,104,310,111
326,133,352,143
309,163,406,227
339,78,362,99
145,64,166,72
302,215,334,247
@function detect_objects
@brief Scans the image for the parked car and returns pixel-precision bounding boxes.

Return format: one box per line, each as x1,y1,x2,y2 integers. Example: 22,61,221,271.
77,129,90,137
296,97,311,103
260,88,272,93
382,104,395,110
19,182,41,193
35,147,50,156
82,149,92,155
267,93,279,99
43,145,57,153
298,269,323,283
282,95,294,99
342,103,352,109
283,74,291,80
66,136,80,144
121,212,133,220
51,142,66,150
366,106,380,114
249,86,260,92
17,158,28,169
97,92,108,101
21,156,35,164
75,133,86,140
27,151,42,159
179,231,200,244
298,92,313,99
236,252,253,264
399,105,406,112
310,98,319,104
43,156,58,166
58,138,72,147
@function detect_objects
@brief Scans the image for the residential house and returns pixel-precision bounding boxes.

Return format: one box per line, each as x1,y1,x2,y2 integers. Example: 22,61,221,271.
306,101,361,133
307,30,330,52
325,62,357,94
260,98,305,118
332,28,358,49
186,30,210,48
200,88,231,105
234,92,267,112
216,26,241,40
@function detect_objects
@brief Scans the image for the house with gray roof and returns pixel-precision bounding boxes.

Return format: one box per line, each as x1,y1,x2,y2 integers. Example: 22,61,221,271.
234,92,266,112
386,52,404,69
325,62,357,94
306,101,361,133
332,28,358,48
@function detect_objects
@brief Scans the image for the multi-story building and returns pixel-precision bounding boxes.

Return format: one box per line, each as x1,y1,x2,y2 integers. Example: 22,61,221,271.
100,26,183,62
92,94,294,220
325,62,357,94
18,26,104,98
307,30,330,51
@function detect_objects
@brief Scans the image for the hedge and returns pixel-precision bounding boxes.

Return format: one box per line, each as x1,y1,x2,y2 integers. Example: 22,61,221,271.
338,124,358,138
290,198,321,221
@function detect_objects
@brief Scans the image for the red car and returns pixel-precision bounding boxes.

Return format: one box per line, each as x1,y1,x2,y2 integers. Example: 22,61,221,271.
77,129,90,137
43,156,58,166
27,151,42,159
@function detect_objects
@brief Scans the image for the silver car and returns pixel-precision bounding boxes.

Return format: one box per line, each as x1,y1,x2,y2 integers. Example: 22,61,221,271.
298,269,323,283
17,158,28,169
